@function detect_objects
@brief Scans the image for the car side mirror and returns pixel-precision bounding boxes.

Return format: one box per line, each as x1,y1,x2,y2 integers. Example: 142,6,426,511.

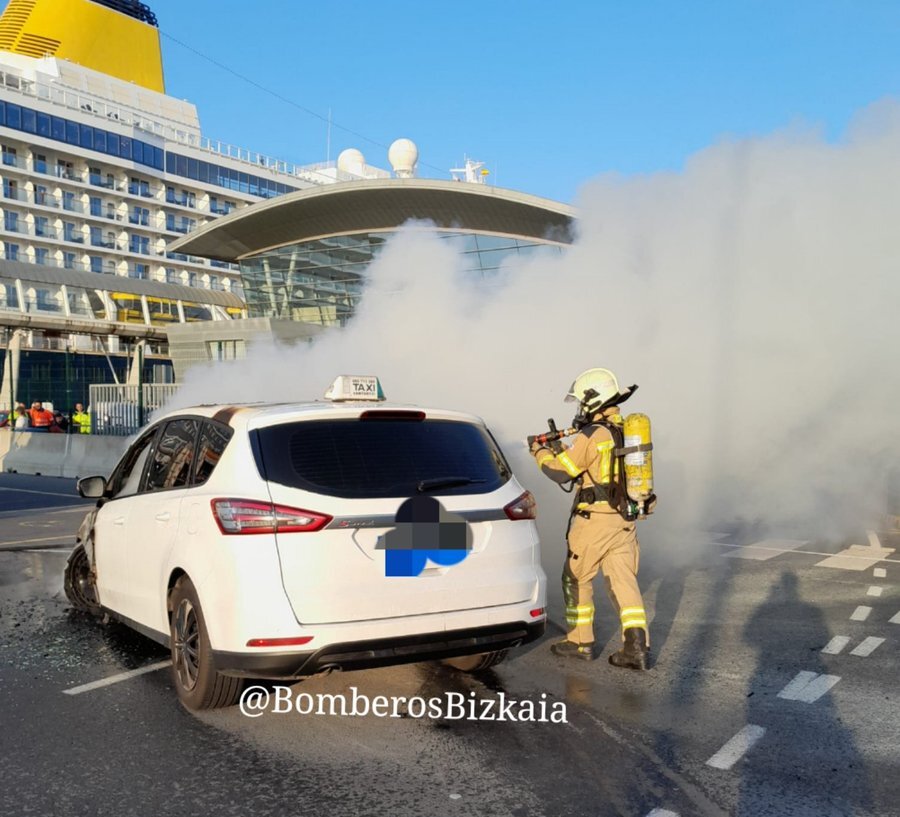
77,475,107,499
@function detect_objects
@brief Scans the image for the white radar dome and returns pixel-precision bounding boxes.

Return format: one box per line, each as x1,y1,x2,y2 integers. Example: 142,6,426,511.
337,148,366,175
388,138,418,178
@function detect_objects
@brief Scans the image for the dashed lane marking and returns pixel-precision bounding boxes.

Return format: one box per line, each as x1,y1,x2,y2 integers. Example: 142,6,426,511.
777,671,841,703
867,586,884,597
62,661,171,695
890,611,900,625
850,637,885,657
874,568,887,578
646,810,680,817
867,531,882,549
851,606,873,621
821,636,850,655
722,539,808,561
706,725,766,770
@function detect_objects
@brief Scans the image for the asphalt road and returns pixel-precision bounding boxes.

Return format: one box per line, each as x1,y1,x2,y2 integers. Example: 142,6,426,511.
0,475,897,816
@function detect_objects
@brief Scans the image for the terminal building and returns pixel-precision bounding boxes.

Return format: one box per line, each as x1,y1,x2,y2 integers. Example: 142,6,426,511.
168,178,575,379
0,0,575,407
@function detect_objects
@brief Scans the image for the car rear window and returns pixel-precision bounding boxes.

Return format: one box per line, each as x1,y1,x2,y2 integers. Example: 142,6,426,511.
255,418,511,498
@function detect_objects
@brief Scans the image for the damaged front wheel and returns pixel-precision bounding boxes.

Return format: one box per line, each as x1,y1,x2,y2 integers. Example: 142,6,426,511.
63,544,101,616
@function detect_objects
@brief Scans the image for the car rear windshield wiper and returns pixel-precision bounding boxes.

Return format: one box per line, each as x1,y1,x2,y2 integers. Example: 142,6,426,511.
417,477,486,493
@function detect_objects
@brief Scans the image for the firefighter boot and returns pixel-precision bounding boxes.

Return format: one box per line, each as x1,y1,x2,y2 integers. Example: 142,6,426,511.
608,628,650,670
551,639,596,661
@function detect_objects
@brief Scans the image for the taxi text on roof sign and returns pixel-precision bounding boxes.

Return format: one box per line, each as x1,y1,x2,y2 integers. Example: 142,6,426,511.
324,376,386,402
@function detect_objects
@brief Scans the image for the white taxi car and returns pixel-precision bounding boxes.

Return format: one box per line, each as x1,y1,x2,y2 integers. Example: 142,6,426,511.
65,377,547,710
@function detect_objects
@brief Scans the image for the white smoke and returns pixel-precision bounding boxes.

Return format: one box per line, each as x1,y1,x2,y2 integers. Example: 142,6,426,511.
170,99,900,552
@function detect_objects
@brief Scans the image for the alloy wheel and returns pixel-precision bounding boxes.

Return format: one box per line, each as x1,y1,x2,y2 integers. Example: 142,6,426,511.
173,598,200,691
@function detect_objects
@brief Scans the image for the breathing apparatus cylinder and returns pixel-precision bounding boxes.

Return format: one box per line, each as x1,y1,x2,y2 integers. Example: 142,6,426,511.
623,413,653,504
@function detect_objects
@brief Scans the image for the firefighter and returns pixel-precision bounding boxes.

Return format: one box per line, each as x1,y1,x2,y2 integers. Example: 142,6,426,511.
529,368,651,670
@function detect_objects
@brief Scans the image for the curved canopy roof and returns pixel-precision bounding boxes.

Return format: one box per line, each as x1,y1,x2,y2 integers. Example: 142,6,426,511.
169,179,577,263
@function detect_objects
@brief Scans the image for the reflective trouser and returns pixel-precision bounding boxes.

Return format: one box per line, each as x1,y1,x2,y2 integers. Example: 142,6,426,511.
562,512,648,645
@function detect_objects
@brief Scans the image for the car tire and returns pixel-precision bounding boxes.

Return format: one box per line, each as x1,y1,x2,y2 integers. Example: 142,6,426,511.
169,575,243,710
441,649,508,672
63,544,101,616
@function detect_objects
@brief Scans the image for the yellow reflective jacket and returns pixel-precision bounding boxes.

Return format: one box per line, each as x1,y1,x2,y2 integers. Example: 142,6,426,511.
72,410,91,434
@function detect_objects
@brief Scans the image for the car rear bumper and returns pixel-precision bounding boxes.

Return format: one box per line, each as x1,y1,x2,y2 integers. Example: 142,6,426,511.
212,619,545,679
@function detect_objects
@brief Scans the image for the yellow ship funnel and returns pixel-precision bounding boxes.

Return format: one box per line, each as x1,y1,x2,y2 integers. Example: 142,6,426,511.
0,0,164,92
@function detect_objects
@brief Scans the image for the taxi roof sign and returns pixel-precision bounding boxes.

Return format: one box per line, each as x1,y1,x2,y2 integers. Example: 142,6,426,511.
324,375,386,402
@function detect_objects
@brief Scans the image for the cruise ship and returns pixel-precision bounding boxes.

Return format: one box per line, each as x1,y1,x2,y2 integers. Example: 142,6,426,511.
0,0,392,409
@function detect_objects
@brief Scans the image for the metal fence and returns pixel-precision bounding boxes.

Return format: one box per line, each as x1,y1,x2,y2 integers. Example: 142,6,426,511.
88,383,179,436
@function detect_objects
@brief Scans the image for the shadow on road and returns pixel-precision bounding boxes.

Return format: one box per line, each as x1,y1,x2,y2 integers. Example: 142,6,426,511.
738,571,873,817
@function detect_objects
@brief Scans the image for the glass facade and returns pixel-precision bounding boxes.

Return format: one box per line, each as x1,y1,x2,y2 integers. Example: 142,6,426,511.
0,100,164,170
240,231,565,326
0,100,297,199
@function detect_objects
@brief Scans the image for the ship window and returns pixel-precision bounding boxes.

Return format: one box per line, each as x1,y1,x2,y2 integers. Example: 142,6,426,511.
4,283,18,308
6,104,21,129
120,136,132,160
94,130,107,152
37,112,50,136
0,101,5,126
133,141,143,164
80,124,93,148
66,121,79,145
22,109,36,133
107,133,119,156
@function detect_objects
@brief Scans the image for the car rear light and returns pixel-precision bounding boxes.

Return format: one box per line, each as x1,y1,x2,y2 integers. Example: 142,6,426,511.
504,490,537,520
530,607,546,618
211,499,332,535
246,636,314,648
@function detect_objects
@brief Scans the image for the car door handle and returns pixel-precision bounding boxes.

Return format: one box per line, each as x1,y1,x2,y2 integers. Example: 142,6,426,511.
155,512,171,522
113,517,125,526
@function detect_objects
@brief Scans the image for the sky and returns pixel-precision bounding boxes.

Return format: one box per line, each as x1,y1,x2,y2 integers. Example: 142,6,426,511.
146,0,900,202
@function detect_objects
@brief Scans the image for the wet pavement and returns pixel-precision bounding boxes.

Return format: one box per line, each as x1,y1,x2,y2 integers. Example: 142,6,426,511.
1,475,898,816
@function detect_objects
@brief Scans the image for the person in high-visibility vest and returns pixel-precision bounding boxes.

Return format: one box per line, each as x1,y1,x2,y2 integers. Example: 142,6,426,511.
71,403,91,434
530,368,651,670
29,401,54,431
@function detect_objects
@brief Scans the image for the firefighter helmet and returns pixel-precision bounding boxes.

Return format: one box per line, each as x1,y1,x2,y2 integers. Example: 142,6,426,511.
565,368,620,404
